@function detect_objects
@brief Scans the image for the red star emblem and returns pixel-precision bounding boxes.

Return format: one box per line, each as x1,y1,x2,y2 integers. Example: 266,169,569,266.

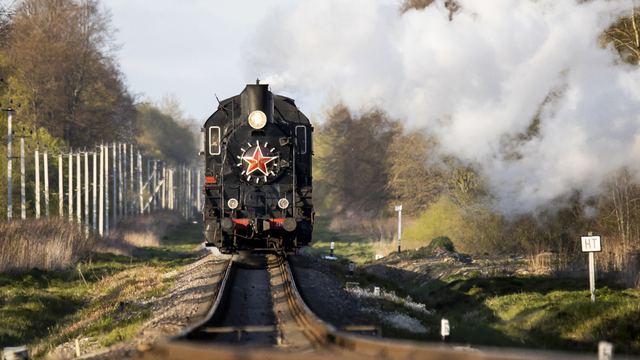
242,146,277,176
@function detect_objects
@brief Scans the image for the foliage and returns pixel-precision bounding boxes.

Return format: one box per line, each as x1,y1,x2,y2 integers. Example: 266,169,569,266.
386,130,444,216
136,103,198,166
314,104,400,218
6,0,136,147
429,236,454,252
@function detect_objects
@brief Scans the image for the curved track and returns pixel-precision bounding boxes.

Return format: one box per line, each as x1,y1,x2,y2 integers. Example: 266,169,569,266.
137,255,617,360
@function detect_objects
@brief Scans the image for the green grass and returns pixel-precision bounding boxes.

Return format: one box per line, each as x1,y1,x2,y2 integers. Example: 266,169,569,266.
309,216,640,354
306,216,380,265
0,221,204,357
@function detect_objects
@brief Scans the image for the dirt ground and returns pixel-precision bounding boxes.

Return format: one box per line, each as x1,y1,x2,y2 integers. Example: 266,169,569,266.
361,247,556,288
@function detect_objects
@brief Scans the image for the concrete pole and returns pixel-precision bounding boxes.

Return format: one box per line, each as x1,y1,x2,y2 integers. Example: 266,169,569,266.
590,251,596,302
188,167,192,218
398,208,402,253
105,143,110,235
123,143,127,217
147,159,150,214
162,164,166,209
58,154,63,217
153,160,157,212
68,149,73,222
118,143,122,218
138,150,143,215
20,135,25,219
44,148,49,218
99,144,104,235
76,152,81,226
130,145,134,215
197,169,201,215
112,143,116,229
93,150,97,230
7,109,12,220
84,151,89,233
35,147,40,219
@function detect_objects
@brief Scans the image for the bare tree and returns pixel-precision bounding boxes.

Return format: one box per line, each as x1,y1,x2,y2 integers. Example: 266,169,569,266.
7,0,135,147
603,6,640,65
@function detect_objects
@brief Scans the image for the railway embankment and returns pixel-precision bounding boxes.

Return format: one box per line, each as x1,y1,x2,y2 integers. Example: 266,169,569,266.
308,235,640,356
0,212,220,359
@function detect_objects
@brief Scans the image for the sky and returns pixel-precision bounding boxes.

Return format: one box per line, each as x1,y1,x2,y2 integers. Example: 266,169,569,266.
101,0,356,122
104,0,640,215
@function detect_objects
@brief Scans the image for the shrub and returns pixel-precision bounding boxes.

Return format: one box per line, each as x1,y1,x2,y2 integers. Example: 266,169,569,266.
429,236,455,252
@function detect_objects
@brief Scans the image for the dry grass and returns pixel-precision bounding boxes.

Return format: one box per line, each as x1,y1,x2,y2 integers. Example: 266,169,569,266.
0,218,101,272
0,211,185,272
107,211,184,249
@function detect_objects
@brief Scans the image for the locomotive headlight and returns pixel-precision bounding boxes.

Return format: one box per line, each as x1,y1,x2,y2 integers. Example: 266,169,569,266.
248,110,267,129
228,198,239,210
278,198,289,209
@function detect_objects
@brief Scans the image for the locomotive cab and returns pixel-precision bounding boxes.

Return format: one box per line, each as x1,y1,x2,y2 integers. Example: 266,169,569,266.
203,83,313,255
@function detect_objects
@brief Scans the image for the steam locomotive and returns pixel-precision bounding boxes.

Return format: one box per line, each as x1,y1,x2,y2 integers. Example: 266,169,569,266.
202,82,313,255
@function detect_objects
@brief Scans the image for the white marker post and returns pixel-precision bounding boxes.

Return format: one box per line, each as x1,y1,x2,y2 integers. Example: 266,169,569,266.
441,318,450,342
395,205,402,253
330,241,334,257
599,340,613,360
581,233,602,303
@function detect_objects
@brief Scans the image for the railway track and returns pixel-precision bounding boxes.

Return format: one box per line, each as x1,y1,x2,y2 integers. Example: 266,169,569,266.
136,255,628,360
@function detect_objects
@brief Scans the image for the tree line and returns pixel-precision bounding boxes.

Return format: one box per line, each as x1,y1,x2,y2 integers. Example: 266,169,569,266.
0,0,199,220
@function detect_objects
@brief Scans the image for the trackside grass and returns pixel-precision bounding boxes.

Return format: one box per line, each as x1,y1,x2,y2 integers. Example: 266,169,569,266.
310,216,640,355
0,215,203,358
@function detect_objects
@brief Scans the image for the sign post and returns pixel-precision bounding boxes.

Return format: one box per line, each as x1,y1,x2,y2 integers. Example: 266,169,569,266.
581,233,601,303
395,205,402,253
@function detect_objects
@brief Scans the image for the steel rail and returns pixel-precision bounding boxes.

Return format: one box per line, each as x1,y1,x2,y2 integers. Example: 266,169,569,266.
139,256,631,360
174,259,233,338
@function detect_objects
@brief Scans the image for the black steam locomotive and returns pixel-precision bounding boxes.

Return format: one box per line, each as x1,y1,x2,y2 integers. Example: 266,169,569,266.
202,82,313,255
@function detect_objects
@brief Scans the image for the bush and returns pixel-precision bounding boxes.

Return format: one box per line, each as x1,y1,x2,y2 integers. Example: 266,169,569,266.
429,236,455,252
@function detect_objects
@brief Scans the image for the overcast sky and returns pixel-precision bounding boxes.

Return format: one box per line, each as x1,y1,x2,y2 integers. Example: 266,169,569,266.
102,0,389,122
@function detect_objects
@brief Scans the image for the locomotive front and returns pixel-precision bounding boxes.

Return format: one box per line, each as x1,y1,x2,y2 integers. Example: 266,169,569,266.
202,83,313,255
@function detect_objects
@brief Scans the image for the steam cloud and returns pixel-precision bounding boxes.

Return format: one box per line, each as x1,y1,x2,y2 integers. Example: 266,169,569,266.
243,0,640,214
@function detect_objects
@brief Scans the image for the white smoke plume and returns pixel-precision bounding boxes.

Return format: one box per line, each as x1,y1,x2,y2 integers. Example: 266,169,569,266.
243,0,640,214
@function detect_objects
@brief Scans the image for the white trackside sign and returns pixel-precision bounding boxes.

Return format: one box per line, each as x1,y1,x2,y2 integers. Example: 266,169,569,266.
581,236,602,252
